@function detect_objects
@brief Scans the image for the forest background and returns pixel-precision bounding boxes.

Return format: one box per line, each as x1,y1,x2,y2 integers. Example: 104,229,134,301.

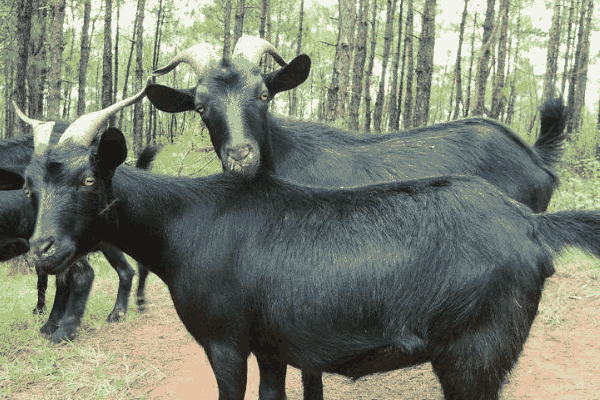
2,0,599,158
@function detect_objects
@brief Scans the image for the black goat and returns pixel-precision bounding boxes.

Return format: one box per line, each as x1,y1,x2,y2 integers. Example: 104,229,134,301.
147,36,565,213
0,107,153,342
6,91,600,400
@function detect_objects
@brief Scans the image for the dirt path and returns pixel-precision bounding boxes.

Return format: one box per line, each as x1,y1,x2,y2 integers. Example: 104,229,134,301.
121,274,599,400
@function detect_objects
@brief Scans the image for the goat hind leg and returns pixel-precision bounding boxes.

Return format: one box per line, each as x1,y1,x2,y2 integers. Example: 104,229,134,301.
100,246,135,322
33,271,48,315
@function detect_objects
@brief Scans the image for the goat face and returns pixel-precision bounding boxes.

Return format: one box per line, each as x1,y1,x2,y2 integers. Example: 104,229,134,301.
23,130,127,275
147,50,311,180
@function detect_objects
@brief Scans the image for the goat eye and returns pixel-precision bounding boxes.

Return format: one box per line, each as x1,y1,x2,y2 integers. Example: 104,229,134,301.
83,176,95,186
23,187,31,198
196,105,206,115
260,91,269,101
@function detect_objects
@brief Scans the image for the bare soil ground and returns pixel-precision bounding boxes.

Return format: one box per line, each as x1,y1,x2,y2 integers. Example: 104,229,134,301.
5,267,600,399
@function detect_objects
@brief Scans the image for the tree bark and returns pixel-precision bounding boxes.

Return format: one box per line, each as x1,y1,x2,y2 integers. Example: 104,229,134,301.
464,11,477,117
373,0,397,132
349,0,370,131
402,0,414,129
388,0,404,131
567,0,593,134
326,0,354,123
102,0,114,126
133,0,145,157
543,0,562,101
289,0,304,117
505,11,520,125
223,0,233,58
77,0,92,117
28,0,47,121
233,0,246,46
412,0,436,128
363,0,379,131
560,0,576,98
472,0,496,117
452,0,469,120
47,0,67,121
14,0,34,135
119,15,137,128
337,0,356,120
489,0,509,120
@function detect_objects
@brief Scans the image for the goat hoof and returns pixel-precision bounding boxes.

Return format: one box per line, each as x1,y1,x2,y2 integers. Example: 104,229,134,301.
40,322,58,335
32,306,47,315
106,310,126,323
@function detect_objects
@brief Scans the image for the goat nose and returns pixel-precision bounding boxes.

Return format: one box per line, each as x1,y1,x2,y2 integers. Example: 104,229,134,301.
33,237,56,260
227,144,252,161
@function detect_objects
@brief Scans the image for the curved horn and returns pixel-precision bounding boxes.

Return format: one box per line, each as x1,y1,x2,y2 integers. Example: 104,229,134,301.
58,86,147,147
150,43,217,78
231,35,287,67
13,101,57,155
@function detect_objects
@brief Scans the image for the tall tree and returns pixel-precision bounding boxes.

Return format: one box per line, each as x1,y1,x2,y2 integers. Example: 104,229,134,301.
289,0,304,117
452,0,469,120
102,0,114,126
464,11,477,117
472,0,496,116
223,0,232,58
326,0,354,123
114,1,120,108
543,0,562,101
14,0,34,135
47,0,67,120
233,0,246,45
560,0,576,98
504,11,520,125
388,0,404,131
373,0,397,132
119,14,136,128
28,0,48,121
489,0,509,120
567,0,593,134
402,0,414,129
336,0,356,119
133,0,145,157
149,0,165,144
412,0,436,127
349,0,370,131
77,0,92,116
363,0,379,131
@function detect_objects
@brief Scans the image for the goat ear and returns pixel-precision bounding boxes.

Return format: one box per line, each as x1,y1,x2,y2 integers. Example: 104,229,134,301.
0,168,24,190
95,128,128,172
264,54,311,96
0,238,30,261
147,84,196,113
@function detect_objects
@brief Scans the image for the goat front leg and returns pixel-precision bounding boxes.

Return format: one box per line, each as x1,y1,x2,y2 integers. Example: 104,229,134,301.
100,245,135,322
33,271,48,315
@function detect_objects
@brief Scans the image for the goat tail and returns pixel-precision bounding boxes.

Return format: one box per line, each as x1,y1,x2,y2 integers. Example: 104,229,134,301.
539,211,600,260
136,146,160,170
533,97,567,167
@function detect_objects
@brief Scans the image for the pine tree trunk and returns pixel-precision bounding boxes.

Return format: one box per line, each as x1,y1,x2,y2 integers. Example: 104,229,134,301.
47,0,67,120
452,0,469,120
114,3,120,107
473,0,496,117
349,0,370,131
363,0,379,131
4,63,15,138
561,0,576,98
337,0,356,120
28,0,47,121
119,16,136,128
77,0,92,117
402,0,414,129
567,0,593,134
387,0,404,132
326,0,354,123
373,0,397,132
62,26,75,120
505,11,520,126
412,0,436,128
102,0,114,126
233,0,246,46
464,12,477,117
223,0,233,57
543,0,562,101
289,0,304,117
133,0,145,157
14,0,34,135
489,0,509,120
